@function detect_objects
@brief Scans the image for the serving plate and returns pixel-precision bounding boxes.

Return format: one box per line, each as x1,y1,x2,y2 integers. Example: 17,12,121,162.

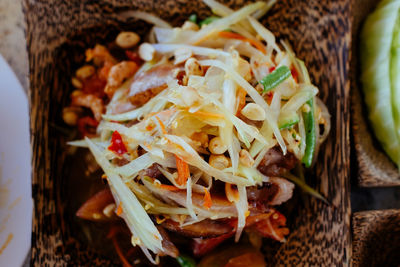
24,0,351,265
352,209,400,266
0,54,32,267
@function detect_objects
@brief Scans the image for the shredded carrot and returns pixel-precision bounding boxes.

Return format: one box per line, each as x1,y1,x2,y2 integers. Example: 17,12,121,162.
155,116,167,134
175,155,190,186
158,184,181,191
112,236,133,267
85,44,116,63
225,183,240,203
203,188,213,210
192,110,225,119
116,203,123,216
173,142,185,151
101,174,107,180
218,31,266,54
146,108,177,119
145,123,155,131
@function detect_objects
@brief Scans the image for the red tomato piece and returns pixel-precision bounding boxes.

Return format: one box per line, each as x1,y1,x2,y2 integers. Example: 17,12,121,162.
108,131,128,156
76,188,115,221
192,232,234,257
251,210,289,242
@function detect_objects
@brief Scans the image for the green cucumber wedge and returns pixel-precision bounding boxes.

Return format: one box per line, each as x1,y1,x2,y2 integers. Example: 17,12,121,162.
360,0,400,169
391,9,400,149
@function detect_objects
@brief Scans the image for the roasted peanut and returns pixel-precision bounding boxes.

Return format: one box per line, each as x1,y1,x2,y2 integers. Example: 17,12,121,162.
103,203,116,218
209,154,230,170
71,77,83,89
185,58,204,76
115,31,140,49
208,136,228,154
76,65,95,80
241,103,266,121
236,57,252,81
62,107,81,126
139,43,155,61
182,21,200,31
191,132,209,148
239,149,255,167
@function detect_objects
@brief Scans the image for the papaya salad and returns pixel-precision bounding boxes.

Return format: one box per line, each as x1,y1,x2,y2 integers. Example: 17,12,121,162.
63,0,331,265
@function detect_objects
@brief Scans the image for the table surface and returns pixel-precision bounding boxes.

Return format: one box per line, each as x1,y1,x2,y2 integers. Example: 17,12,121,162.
1,0,399,266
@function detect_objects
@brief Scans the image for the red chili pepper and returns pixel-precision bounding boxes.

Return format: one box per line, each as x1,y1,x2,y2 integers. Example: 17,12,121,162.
108,131,128,156
269,66,276,73
266,91,274,105
125,51,143,65
291,66,299,83
78,116,99,137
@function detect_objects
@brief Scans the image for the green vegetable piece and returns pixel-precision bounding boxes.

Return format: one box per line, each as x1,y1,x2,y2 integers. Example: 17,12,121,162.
283,172,329,205
188,14,197,23
391,10,400,148
177,255,196,267
260,66,291,92
301,98,316,168
199,16,220,27
278,112,299,130
360,0,400,169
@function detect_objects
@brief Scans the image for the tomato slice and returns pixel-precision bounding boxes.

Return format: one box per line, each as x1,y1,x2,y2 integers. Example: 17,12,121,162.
76,188,115,221
251,210,289,242
192,232,234,257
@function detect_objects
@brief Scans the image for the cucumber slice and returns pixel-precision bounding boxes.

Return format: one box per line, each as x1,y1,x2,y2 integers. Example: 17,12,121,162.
391,9,400,146
360,0,400,168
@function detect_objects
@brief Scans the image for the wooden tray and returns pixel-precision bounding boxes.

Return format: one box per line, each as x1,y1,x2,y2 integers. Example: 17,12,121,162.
351,0,400,186
24,0,351,265
352,209,400,266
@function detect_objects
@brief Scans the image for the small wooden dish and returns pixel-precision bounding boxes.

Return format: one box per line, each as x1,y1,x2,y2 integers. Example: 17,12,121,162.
352,209,400,266
351,0,400,187
24,0,352,265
